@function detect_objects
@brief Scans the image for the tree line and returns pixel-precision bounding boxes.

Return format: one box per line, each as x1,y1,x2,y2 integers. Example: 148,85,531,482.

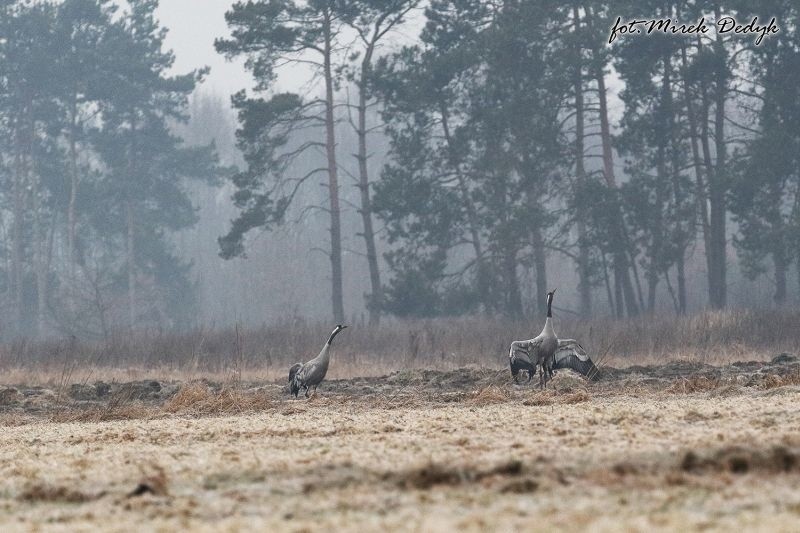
0,0,219,339
219,0,800,321
2,0,799,339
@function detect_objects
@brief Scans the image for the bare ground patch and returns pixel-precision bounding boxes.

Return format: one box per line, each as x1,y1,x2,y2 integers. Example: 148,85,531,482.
0,353,796,423
0,355,797,529
1,387,799,531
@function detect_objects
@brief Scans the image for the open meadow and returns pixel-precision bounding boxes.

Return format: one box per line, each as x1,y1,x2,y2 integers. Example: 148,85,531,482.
0,312,799,531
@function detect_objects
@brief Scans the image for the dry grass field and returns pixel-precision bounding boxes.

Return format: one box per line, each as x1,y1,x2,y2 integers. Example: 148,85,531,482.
0,311,799,531
0,359,799,530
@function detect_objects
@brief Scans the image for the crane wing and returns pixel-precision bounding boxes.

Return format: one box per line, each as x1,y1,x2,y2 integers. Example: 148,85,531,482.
509,339,540,382
288,363,303,384
509,338,542,366
553,339,600,380
288,362,304,397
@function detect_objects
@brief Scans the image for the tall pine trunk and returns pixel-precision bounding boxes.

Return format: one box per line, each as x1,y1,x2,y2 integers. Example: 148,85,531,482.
665,47,687,314
11,119,25,336
531,223,548,317
601,252,615,314
33,191,47,337
650,138,666,314
67,93,79,278
126,200,136,330
504,245,522,317
774,251,787,305
647,51,673,314
355,53,382,326
708,22,728,309
440,103,491,312
573,5,592,317
699,71,718,303
596,66,639,317
681,42,711,311
323,11,345,322
583,2,638,317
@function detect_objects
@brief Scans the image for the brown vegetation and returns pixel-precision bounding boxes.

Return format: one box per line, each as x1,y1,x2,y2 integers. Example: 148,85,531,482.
0,310,798,384
2,386,799,530
0,312,798,529
163,382,271,415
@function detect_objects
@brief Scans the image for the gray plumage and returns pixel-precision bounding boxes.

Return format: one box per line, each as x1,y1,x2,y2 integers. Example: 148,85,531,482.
288,325,347,398
511,338,601,384
509,289,558,388
509,289,599,387
288,363,303,397
553,339,600,381
509,345,535,383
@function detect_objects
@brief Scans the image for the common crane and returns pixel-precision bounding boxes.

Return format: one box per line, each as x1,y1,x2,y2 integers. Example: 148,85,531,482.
509,290,600,387
289,324,348,398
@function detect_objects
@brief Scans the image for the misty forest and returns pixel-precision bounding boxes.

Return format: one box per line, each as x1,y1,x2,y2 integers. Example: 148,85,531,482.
1,0,799,341
5,2,800,529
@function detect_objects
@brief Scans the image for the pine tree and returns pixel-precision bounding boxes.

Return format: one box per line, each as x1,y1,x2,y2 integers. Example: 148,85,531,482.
730,1,800,305
615,2,695,314
341,0,419,325
90,0,218,330
371,0,494,316
216,0,355,322
0,1,65,336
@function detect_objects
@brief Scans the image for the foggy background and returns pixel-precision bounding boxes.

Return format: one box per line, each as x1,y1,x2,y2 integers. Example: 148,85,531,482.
0,0,794,341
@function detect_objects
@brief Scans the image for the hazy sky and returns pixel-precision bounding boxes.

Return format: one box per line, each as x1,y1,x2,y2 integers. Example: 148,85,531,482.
156,0,253,96
154,1,421,100
153,1,623,118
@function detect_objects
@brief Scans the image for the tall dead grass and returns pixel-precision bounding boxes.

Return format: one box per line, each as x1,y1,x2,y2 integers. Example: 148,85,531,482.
0,309,796,382
163,383,271,415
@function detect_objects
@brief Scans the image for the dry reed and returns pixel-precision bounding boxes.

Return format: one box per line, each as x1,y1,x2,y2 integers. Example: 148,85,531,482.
163,382,271,415
0,309,796,383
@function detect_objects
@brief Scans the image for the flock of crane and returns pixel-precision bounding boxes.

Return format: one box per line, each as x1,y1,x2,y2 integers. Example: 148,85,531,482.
287,290,600,398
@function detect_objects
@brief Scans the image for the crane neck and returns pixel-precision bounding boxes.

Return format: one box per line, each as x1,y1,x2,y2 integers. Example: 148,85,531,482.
318,342,331,362
326,327,343,345
542,316,556,338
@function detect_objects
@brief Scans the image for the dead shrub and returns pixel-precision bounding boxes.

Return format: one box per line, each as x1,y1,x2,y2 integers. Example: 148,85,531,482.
522,390,556,406
562,390,590,404
470,385,510,405
163,383,270,415
781,370,800,385
163,383,211,411
666,375,720,394
520,389,587,406
762,374,784,389
0,387,21,404
762,371,800,389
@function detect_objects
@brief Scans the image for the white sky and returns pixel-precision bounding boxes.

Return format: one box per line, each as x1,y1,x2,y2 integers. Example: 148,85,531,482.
156,0,254,96
154,0,625,129
154,0,421,100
